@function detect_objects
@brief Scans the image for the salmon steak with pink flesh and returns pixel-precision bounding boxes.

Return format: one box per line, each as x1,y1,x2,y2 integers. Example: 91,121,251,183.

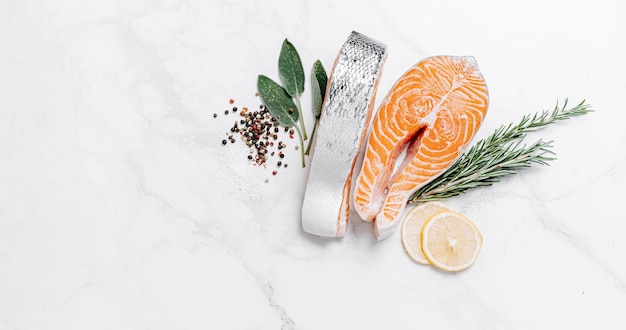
353,55,489,240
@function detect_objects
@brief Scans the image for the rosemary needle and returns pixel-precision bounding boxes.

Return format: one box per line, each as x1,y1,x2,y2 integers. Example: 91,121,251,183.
410,99,593,203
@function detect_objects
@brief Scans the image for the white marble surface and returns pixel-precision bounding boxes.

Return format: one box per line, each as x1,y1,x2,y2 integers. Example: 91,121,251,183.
1,0,626,329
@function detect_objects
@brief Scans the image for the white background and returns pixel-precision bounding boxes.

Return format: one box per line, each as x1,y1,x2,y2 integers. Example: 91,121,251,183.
1,0,625,329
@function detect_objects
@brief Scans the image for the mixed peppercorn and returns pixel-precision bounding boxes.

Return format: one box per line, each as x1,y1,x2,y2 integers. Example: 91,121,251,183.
214,98,293,176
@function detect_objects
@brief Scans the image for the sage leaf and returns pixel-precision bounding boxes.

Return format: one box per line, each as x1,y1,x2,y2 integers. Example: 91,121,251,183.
311,75,323,119
311,60,328,118
312,60,328,102
257,74,299,127
278,39,305,98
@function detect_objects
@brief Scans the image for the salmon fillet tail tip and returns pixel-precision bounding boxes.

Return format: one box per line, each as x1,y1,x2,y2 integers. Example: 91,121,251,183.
301,31,387,238
353,55,489,241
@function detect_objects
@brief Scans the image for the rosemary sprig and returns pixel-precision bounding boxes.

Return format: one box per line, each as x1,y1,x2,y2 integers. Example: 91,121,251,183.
410,99,593,203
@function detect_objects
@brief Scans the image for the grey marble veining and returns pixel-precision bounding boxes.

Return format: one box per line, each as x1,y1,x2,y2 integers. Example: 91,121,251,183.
1,0,625,329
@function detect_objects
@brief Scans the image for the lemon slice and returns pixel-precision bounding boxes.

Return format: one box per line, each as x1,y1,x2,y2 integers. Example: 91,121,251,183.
421,210,483,272
401,201,452,264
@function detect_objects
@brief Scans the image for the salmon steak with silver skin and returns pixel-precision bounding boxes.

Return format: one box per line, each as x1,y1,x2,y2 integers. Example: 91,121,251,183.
353,55,489,240
301,31,387,237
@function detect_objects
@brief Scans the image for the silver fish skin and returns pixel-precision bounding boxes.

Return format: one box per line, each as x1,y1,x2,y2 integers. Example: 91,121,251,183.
301,31,387,237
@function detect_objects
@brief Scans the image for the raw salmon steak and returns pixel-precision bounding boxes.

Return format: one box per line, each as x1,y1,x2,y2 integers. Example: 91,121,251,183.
353,55,489,240
301,31,387,237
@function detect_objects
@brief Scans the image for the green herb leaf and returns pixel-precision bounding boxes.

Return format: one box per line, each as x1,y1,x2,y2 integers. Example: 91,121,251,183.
278,39,305,98
311,76,323,119
311,60,328,118
257,75,299,127
312,60,328,104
